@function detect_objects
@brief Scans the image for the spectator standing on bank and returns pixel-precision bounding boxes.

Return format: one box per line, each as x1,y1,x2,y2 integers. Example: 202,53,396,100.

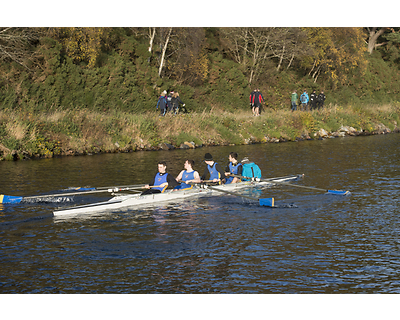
171,92,185,114
317,91,326,110
310,90,317,111
300,89,309,111
167,91,174,113
253,89,264,116
256,89,264,115
291,90,298,112
249,89,257,115
156,90,168,116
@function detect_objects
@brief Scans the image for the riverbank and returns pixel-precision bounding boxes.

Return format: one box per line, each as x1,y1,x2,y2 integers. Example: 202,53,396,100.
1,103,399,161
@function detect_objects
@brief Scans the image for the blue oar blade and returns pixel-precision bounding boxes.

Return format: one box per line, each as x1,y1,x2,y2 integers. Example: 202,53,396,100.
327,190,350,196
0,195,23,204
259,197,275,207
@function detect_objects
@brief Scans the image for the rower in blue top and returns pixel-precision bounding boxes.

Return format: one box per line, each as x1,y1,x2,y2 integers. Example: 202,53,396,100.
141,161,179,195
174,159,201,190
201,153,226,184
224,152,242,184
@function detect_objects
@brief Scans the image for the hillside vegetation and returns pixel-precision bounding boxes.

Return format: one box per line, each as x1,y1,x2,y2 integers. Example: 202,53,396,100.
1,27,400,160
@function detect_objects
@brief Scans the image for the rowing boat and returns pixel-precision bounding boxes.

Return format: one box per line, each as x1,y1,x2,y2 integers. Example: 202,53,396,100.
53,174,303,217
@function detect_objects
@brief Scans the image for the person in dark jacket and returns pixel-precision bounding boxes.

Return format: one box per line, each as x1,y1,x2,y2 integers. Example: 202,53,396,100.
156,90,168,116
317,91,326,110
171,92,185,114
310,90,317,111
249,89,257,115
255,89,264,116
252,89,264,116
167,91,174,113
201,153,225,184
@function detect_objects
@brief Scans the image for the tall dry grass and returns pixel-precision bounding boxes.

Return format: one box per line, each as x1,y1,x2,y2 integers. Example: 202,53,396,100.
1,103,399,160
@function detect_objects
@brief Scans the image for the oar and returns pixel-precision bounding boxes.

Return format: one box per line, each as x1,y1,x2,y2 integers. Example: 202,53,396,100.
0,186,145,205
232,174,350,195
66,184,147,192
189,182,275,207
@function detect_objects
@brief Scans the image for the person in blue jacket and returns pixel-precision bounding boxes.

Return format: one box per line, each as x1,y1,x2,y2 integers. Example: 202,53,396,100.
174,159,201,190
225,152,242,184
156,90,168,116
300,89,309,111
141,161,179,195
201,153,225,184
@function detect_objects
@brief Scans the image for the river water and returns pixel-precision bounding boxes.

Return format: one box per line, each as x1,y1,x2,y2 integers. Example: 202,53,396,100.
1,133,400,295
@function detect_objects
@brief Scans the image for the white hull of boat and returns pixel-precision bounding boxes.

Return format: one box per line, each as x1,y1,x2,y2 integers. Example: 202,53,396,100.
53,174,302,217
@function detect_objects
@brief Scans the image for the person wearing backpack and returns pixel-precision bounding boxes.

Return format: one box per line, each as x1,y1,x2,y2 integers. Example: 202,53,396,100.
300,90,309,111
240,157,262,181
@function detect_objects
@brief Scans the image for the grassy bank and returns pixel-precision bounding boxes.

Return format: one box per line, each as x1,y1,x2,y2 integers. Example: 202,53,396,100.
1,103,399,161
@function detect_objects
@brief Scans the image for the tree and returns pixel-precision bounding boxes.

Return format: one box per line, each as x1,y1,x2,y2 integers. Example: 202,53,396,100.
366,27,389,54
49,27,106,68
165,27,208,85
0,27,40,69
220,27,277,84
302,27,367,86
158,27,172,77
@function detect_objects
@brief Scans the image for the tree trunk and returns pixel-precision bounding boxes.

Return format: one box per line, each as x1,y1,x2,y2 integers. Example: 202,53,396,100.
287,52,294,69
148,27,156,53
308,59,317,76
367,27,388,54
158,27,172,77
243,27,248,67
277,45,285,71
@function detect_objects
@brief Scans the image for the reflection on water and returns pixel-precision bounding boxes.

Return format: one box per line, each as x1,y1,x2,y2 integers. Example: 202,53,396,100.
1,134,400,293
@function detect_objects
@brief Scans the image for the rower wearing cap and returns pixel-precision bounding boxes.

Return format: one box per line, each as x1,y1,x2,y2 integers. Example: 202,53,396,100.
224,152,243,184
201,153,226,184
141,161,179,195
174,159,201,190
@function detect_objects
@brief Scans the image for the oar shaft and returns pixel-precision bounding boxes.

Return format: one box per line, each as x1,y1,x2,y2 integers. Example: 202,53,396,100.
232,174,347,194
94,184,146,190
206,185,259,201
23,186,143,200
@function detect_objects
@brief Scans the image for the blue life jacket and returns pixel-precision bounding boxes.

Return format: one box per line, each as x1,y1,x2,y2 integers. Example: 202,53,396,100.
153,172,168,192
178,170,195,189
226,162,242,184
208,162,221,180
242,162,262,181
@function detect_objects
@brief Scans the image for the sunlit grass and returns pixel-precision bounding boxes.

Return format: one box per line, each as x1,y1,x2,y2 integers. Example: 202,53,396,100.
1,103,399,160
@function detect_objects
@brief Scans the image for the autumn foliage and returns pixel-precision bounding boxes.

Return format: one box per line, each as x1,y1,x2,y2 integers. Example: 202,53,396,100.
1,27,400,113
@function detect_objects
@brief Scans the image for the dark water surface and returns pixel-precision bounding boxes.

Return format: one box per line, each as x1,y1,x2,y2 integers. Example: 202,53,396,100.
1,134,400,294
